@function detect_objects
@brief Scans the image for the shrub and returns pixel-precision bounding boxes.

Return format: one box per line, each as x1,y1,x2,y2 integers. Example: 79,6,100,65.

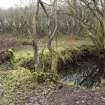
32,72,57,84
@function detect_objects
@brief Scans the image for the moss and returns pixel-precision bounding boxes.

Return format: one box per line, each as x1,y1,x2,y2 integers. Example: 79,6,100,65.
32,71,57,84
62,81,75,88
14,50,33,64
0,67,33,105
6,49,15,64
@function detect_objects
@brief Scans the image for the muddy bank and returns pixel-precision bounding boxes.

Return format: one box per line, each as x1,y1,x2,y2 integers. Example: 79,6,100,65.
21,45,105,74
20,45,105,87
57,45,102,74
57,45,105,87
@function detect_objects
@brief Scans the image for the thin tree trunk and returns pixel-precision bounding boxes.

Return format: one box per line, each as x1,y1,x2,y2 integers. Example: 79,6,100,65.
48,0,58,52
32,0,40,69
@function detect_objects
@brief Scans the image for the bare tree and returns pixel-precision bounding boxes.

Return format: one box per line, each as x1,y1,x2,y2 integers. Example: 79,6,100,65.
38,0,58,52
32,0,40,69
47,0,58,52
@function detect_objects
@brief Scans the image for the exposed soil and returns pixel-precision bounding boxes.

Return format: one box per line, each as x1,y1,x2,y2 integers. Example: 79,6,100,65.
45,87,105,105
14,83,57,105
13,86,105,105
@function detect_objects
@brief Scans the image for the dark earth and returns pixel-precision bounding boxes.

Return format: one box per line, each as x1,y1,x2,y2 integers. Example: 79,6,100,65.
15,86,105,105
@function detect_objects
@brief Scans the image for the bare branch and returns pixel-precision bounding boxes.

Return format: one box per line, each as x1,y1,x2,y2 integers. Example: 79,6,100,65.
39,0,49,17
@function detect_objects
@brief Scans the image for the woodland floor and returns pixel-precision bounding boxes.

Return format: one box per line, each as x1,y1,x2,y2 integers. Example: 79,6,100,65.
16,88,105,105
1,68,105,105
0,36,105,105
45,87,105,105
13,84,105,105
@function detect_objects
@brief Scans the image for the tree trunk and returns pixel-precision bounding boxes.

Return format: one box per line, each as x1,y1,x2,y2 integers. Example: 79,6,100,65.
32,0,40,69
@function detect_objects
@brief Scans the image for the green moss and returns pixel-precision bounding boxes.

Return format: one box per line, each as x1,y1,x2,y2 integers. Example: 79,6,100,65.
63,82,75,88
0,67,33,105
32,71,57,84
14,50,33,65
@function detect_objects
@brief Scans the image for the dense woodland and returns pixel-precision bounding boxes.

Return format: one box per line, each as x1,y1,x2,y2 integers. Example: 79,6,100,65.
0,0,105,105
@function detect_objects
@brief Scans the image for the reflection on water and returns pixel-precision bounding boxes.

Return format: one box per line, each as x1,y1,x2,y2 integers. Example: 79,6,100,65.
62,64,98,87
